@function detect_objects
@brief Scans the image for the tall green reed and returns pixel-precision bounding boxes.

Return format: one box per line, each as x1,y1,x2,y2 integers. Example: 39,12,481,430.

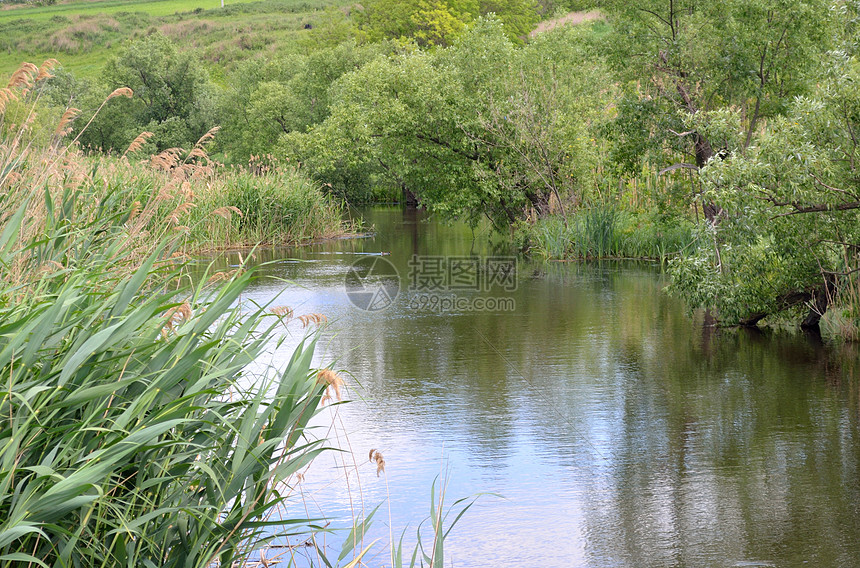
532,207,698,261
0,187,335,568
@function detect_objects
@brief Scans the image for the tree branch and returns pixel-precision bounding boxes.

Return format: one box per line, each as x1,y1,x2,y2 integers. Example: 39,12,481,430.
658,162,698,175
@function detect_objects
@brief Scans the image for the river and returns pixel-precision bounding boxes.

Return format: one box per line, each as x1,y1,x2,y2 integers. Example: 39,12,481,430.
206,207,860,568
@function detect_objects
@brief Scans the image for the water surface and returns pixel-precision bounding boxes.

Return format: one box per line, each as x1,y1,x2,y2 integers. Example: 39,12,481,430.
208,208,860,568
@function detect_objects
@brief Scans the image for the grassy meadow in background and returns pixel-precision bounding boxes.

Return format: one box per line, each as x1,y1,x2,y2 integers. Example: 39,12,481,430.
0,0,353,78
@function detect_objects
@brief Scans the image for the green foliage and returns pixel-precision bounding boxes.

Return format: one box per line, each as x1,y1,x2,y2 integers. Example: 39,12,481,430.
603,0,836,187
531,208,697,260
217,40,391,164
479,0,541,40
286,17,610,226
355,0,539,46
668,51,860,328
78,33,216,152
192,164,348,246
301,6,358,49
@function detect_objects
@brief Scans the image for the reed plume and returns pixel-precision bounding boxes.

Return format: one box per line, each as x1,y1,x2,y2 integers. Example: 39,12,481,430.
212,205,243,220
268,306,293,317
368,449,386,477
122,130,154,157
317,368,344,403
36,58,60,81
6,62,38,91
162,302,193,336
107,86,133,100
298,313,328,327
54,107,80,139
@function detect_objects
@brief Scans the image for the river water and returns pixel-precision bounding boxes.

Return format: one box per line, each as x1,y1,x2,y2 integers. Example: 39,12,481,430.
208,207,860,568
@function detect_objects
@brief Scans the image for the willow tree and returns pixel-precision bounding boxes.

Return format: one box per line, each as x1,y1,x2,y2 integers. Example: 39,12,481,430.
603,0,835,221
669,52,860,331
284,17,608,229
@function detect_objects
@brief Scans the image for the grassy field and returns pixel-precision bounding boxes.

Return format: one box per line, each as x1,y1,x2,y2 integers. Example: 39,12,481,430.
0,0,352,77
0,0,261,22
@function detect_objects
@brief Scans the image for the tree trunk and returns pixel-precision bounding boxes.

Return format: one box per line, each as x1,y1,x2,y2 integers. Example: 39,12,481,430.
739,312,768,327
800,275,837,330
402,185,420,209
694,132,723,223
736,275,837,330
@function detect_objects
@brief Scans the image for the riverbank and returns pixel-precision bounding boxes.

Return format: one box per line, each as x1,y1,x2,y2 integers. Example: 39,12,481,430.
2,130,350,261
527,208,698,261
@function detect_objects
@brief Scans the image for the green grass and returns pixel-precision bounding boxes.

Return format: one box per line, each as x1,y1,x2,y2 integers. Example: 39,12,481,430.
0,0,261,22
0,0,353,77
531,208,700,261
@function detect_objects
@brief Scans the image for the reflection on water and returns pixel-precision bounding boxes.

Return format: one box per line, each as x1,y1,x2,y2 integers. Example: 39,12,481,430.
201,208,860,568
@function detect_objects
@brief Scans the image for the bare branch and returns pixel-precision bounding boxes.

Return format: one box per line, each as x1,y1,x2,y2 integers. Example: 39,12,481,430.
658,163,698,175
771,200,860,218
810,172,860,201
668,129,696,137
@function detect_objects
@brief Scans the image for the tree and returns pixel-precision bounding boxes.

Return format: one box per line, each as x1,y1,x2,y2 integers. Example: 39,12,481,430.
216,41,390,164
80,33,215,152
356,0,471,47
603,0,835,221
284,17,607,227
669,52,860,330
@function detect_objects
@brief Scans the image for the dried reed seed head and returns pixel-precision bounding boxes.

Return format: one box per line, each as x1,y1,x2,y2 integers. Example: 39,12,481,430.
368,449,386,477
207,269,239,283
2,171,23,188
54,107,81,136
167,201,196,225
316,369,344,403
211,206,243,220
180,181,195,201
107,87,133,100
0,88,19,114
194,126,220,149
268,306,293,317
37,59,60,81
124,131,154,157
298,313,327,328
35,260,65,277
128,201,142,221
155,182,176,203
7,62,38,90
186,147,208,161
164,302,193,325
153,148,184,172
